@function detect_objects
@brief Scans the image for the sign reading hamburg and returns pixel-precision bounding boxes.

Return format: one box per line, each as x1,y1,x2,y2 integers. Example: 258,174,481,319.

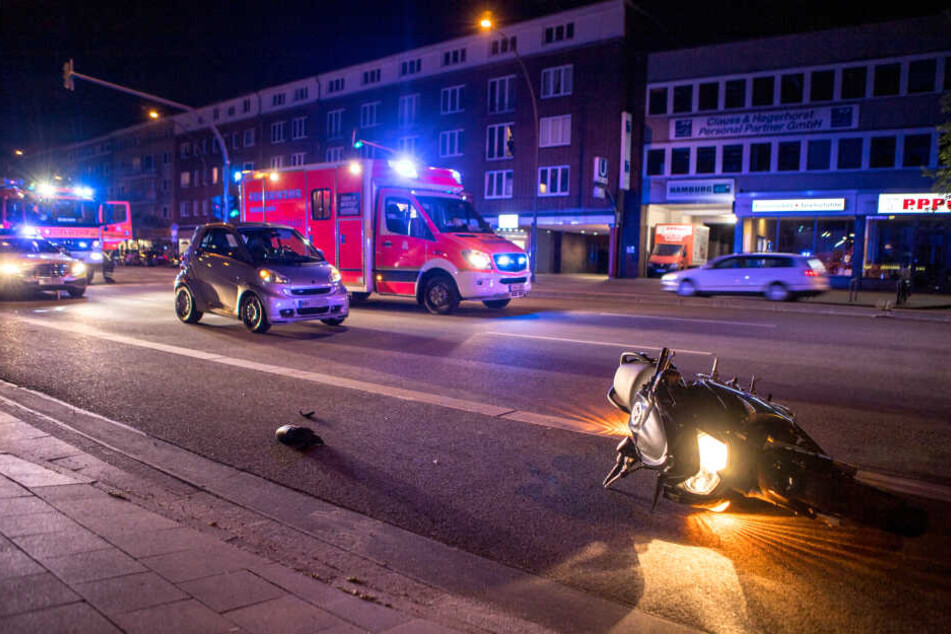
666,179,735,202
671,105,857,140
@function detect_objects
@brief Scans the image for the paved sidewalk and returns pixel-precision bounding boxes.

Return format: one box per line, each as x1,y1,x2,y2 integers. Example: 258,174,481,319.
0,413,461,634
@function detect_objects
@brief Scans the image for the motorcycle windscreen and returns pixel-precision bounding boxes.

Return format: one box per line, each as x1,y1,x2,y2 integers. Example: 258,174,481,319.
630,398,668,467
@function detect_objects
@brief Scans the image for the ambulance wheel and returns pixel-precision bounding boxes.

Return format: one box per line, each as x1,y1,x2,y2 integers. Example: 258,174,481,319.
241,293,270,333
482,299,511,309
175,286,202,324
423,275,459,315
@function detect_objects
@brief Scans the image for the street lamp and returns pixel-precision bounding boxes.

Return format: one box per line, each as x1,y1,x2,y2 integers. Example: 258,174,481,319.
480,12,540,281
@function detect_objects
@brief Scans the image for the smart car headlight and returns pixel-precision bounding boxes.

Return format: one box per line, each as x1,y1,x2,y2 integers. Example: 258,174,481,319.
681,431,729,496
462,249,492,271
328,265,341,284
258,268,290,284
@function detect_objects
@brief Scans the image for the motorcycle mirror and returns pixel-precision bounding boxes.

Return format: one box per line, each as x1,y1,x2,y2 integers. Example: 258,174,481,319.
710,357,719,381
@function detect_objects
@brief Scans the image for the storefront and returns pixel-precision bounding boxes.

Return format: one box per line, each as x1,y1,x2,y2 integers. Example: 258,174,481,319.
866,193,951,291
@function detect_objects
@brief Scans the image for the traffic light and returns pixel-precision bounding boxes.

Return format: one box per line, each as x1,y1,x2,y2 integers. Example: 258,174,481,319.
63,59,74,91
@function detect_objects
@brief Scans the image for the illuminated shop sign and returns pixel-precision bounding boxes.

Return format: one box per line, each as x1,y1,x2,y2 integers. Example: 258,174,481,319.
497,213,520,229
877,193,951,214
752,198,846,212
666,179,735,201
670,105,857,140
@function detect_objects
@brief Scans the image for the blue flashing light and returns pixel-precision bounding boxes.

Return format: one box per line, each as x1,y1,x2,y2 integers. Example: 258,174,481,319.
233,170,243,183
517,255,527,266
450,169,462,185
497,255,512,267
388,158,417,179
800,251,812,257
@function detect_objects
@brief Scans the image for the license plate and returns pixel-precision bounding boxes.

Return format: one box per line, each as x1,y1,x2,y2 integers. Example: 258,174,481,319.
38,277,58,285
508,282,525,298
297,299,314,309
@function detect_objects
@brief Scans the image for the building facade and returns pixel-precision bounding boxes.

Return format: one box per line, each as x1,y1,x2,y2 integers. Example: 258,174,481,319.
643,17,950,289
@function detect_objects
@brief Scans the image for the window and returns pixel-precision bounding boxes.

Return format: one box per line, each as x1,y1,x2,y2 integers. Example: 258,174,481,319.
231,132,240,150
398,94,420,126
439,130,463,157
243,98,251,113
670,148,690,175
490,36,517,55
903,134,931,167
698,82,719,110
646,149,665,176
325,146,343,162
749,142,771,172
327,78,345,93
311,188,331,220
291,117,307,140
648,87,668,115
162,152,170,165
400,59,421,76
484,170,513,199
382,197,430,239
243,162,255,171
842,67,867,99
777,141,801,171
442,48,467,66
162,179,170,192
327,109,343,138
360,102,379,128
810,70,835,101
541,65,573,98
945,55,951,91
362,68,381,85
806,139,831,170
672,85,693,113
180,171,190,188
270,155,284,169
543,22,574,44
202,199,208,216
398,136,418,156
213,107,219,121
538,165,569,196
142,155,154,171
837,138,863,169
272,93,285,107
486,123,514,160
440,86,464,114
162,206,169,219
722,144,743,172
724,79,746,108
211,166,219,184
180,142,191,158
873,63,901,96
869,136,896,168
293,87,308,101
228,105,235,116
696,146,716,174
539,115,570,147
780,73,804,104
290,152,307,166
271,121,287,143
752,76,774,106
180,201,189,217
907,59,937,93
243,129,255,147
488,76,516,113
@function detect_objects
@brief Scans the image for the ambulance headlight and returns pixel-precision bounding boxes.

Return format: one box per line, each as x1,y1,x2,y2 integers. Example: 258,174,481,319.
462,249,492,271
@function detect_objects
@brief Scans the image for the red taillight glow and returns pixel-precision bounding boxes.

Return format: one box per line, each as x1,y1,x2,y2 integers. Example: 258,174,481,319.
804,269,819,277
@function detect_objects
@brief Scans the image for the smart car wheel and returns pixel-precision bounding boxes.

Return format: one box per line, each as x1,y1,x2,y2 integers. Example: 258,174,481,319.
482,299,511,309
765,282,791,302
423,275,460,315
677,279,697,297
175,286,202,323
320,317,347,326
240,293,270,333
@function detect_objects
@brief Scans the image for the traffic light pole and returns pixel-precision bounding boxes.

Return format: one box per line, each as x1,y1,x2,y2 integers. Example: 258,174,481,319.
62,60,231,217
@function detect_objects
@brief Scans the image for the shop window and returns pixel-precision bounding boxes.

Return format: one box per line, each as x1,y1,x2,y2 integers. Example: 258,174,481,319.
873,63,901,96
837,138,863,169
863,217,916,280
721,144,743,173
670,148,690,175
724,79,746,109
777,218,815,256
777,141,801,171
815,219,854,276
646,149,665,176
752,76,774,106
749,142,771,172
698,82,719,111
780,73,804,104
907,59,937,93
696,147,716,174
902,134,931,167
672,85,693,113
806,139,831,170
648,87,668,115
945,56,951,91
869,136,896,168
810,70,834,101
841,67,867,99
751,218,777,252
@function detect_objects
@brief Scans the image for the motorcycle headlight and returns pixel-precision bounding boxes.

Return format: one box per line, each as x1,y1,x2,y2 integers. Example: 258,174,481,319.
681,431,729,496
328,265,341,284
462,249,492,271
258,268,290,284
71,261,87,276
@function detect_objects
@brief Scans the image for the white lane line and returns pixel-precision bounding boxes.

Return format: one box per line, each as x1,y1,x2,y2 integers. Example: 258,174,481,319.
586,312,776,329
482,331,713,356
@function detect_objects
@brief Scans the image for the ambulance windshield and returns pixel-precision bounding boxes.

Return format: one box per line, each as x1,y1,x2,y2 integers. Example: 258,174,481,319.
414,195,493,234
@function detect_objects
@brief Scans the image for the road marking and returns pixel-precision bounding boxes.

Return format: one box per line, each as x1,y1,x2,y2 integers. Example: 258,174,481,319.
585,312,776,329
482,331,713,356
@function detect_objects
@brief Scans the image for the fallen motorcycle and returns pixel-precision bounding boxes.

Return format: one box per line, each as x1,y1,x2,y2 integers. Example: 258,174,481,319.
603,348,927,535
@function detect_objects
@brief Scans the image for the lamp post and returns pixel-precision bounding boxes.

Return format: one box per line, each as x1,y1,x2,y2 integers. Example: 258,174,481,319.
480,13,540,281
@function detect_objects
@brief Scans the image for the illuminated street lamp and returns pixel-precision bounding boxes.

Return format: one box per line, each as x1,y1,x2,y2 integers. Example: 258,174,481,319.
479,11,540,280
148,110,160,120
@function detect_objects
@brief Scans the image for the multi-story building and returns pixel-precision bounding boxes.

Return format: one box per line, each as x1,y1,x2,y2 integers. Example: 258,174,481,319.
642,17,949,288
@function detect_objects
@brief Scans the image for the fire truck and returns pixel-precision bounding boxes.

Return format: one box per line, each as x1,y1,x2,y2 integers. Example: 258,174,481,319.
239,159,530,314
0,179,132,282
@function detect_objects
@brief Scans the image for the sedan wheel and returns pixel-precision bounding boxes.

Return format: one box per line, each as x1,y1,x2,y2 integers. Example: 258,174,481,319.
765,282,791,302
677,279,697,297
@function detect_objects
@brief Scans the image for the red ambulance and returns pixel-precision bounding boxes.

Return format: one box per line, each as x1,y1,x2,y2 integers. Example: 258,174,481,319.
239,159,530,314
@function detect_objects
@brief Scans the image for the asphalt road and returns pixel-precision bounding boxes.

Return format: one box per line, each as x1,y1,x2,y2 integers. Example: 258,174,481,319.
1,268,949,634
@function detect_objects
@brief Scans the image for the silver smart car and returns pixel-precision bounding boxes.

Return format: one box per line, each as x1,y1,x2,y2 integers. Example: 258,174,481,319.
174,223,348,333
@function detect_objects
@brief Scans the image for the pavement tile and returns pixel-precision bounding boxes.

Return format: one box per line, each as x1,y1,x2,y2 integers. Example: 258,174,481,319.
141,543,269,583
179,570,286,613
113,599,240,634
72,509,179,537
12,525,112,559
43,546,146,584
32,483,112,503
0,511,81,537
0,601,123,634
319,624,369,634
105,526,221,558
49,495,151,519
383,620,462,634
323,593,411,633
0,476,31,498
0,495,53,516
0,419,50,440
0,454,79,487
225,595,344,634
252,563,345,606
0,411,20,425
0,547,45,579
0,572,80,616
2,435,82,462
74,571,188,616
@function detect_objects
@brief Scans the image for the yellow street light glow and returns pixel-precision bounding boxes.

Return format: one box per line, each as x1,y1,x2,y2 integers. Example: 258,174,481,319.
348,161,362,175
269,172,279,182
148,110,160,119
13,149,24,156
480,16,493,29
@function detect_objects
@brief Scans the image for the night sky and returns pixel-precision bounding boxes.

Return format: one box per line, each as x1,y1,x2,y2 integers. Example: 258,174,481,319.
2,0,947,161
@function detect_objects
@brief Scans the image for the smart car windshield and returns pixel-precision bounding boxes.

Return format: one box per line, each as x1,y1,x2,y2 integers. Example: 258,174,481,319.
414,195,493,234
238,227,324,264
0,237,62,254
